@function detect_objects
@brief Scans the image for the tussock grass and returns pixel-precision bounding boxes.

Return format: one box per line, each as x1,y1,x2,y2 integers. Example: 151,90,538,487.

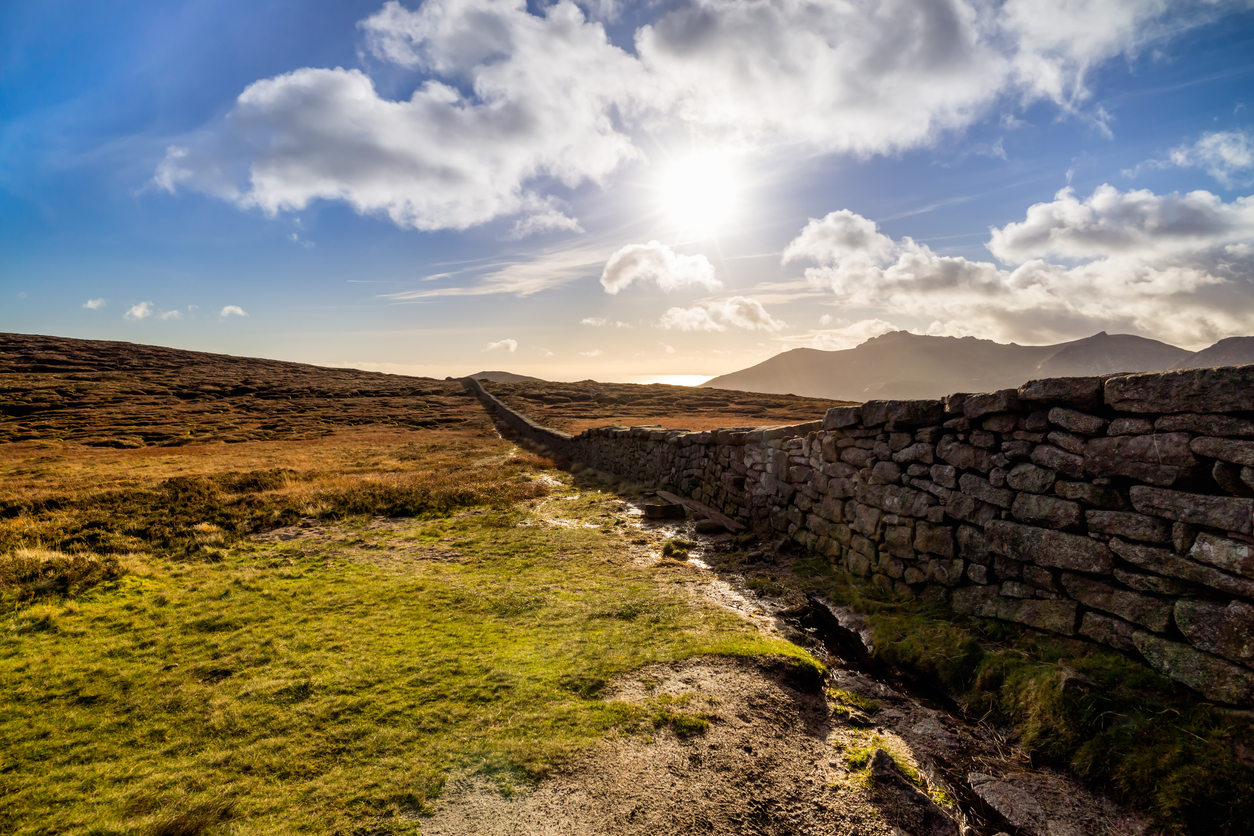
0,547,129,604
790,556,1254,836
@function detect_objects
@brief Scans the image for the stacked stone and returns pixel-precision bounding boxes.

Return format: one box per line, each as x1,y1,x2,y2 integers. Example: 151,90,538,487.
463,368,1254,705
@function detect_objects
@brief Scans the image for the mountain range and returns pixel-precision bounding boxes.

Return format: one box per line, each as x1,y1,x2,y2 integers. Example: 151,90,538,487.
701,332,1254,402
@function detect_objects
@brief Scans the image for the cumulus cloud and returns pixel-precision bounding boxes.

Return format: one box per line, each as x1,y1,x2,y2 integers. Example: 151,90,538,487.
156,0,1241,232
220,305,248,318
1168,129,1254,188
486,338,518,352
579,349,603,356
784,185,1254,348
159,0,646,231
659,342,675,353
82,298,106,310
125,302,153,321
986,185,1254,263
600,241,719,295
581,317,631,327
159,310,183,321
660,296,785,332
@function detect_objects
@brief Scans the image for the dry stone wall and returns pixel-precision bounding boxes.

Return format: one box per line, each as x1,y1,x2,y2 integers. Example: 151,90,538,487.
464,368,1254,705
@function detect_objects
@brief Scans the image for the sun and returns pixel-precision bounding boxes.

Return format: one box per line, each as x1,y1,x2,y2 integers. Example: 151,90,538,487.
661,152,738,236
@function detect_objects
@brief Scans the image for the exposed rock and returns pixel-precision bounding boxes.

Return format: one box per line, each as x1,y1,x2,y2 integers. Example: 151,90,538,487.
1129,486,1254,534
1105,365,1254,414
952,586,1078,635
1113,569,1191,595
868,750,959,836
985,520,1113,573
1084,511,1172,543
1060,574,1172,632
1132,631,1254,704
1175,599,1254,666
967,773,1047,835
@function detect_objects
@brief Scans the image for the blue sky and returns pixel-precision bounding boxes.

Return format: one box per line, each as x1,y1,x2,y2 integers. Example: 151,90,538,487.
3,0,1254,382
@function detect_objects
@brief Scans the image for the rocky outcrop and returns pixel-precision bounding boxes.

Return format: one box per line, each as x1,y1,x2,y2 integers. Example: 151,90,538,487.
464,365,1254,705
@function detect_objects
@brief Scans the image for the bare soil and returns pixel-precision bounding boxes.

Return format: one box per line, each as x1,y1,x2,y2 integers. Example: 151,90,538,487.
421,656,902,836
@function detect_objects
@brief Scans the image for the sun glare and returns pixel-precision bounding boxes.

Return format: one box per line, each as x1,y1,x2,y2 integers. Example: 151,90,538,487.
662,152,737,236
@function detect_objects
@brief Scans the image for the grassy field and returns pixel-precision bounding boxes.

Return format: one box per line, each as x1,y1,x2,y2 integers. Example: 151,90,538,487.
0,372,813,835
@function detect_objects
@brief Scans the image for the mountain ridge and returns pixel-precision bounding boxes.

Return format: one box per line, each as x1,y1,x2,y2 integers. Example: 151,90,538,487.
702,331,1254,401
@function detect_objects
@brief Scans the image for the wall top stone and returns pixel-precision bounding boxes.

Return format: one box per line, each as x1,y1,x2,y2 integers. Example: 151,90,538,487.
1018,376,1103,408
1105,364,1254,414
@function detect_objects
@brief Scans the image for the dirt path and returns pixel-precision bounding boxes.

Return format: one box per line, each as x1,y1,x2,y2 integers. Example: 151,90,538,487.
421,656,903,836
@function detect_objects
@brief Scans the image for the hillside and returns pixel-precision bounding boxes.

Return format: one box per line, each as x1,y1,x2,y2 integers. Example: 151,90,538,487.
702,330,1228,401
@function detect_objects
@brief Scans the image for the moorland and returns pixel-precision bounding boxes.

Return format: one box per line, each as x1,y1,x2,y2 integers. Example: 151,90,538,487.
3,333,1253,836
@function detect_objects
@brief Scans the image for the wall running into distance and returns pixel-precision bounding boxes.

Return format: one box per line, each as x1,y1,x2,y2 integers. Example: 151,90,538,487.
464,369,1254,705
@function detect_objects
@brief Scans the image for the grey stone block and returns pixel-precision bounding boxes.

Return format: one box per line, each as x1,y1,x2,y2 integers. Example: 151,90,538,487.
1132,630,1254,703
1192,436,1254,468
1110,537,1254,599
1106,365,1254,414
1031,444,1084,479
1108,417,1155,436
1130,485,1254,534
1049,407,1107,435
1156,412,1254,437
1189,532,1254,579
1085,510,1172,543
1006,463,1056,494
1060,573,1173,632
823,406,862,430
937,436,993,472
985,520,1114,573
964,389,1020,420
1012,493,1083,529
959,473,1015,508
914,521,955,558
1054,480,1129,510
1083,433,1196,486
1018,376,1103,408
1176,599,1254,667
1080,611,1138,653
930,464,957,489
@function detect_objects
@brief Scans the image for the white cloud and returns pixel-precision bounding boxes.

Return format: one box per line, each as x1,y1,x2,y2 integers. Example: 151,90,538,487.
660,306,724,332
659,295,785,333
784,186,1254,348
220,305,248,318
659,342,675,353
507,203,584,239
818,314,833,326
486,338,518,352
1168,129,1254,188
809,319,898,351
579,349,603,357
987,185,1254,263
580,316,631,327
159,0,646,231
600,241,719,295
156,0,1242,232
125,302,154,321
159,309,183,321
82,298,106,310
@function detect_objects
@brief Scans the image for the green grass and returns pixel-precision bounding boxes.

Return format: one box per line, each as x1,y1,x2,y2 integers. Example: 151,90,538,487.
789,555,1254,836
1,481,812,835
